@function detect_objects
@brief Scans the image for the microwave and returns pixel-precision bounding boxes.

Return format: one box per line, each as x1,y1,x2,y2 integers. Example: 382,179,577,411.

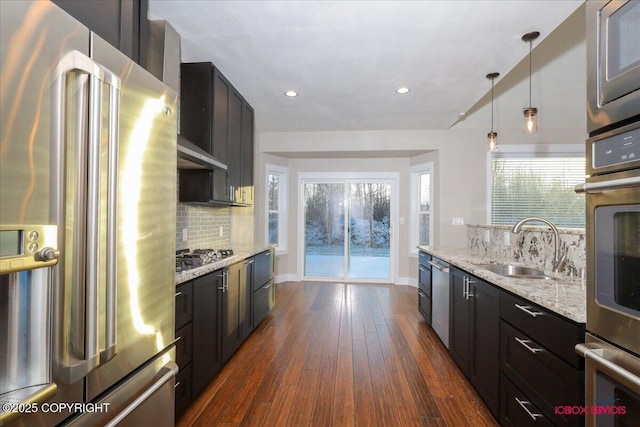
587,0,640,135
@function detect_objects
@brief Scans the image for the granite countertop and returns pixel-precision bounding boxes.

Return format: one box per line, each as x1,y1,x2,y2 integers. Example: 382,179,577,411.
418,246,586,324
175,244,274,286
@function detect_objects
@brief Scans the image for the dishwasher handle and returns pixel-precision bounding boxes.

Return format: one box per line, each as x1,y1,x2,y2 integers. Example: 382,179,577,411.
428,260,450,273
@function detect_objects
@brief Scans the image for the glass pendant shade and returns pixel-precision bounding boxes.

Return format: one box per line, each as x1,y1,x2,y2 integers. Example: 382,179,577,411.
488,131,498,152
523,107,538,134
522,31,540,134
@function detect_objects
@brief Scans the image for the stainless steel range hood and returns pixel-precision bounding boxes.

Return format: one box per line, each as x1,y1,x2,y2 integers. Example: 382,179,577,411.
144,20,227,171
177,135,227,170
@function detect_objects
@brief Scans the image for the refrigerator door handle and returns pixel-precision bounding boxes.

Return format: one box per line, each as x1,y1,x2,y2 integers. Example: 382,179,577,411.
103,361,179,427
100,65,121,364
51,51,123,383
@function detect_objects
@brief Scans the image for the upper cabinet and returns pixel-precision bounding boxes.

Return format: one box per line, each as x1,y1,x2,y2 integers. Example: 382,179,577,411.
179,62,254,206
52,0,147,64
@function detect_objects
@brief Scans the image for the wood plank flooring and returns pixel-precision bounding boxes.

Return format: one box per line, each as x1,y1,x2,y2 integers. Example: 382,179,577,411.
177,281,498,427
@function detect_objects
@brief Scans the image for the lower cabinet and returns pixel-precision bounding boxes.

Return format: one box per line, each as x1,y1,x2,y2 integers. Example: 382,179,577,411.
417,251,432,324
443,264,585,426
449,267,500,419
501,374,554,427
174,281,194,418
174,250,277,420
499,292,584,427
191,271,222,398
252,249,276,327
221,261,250,364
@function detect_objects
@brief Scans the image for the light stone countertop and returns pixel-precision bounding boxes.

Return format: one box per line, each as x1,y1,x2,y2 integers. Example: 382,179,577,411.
418,246,586,324
175,244,274,286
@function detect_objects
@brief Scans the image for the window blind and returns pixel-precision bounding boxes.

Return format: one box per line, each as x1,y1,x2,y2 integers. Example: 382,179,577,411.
491,156,585,228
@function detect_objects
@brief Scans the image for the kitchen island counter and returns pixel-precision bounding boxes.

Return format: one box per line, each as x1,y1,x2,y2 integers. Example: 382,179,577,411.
418,246,585,323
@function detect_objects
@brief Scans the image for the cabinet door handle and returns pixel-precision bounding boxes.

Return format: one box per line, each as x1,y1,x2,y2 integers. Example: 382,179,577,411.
418,290,426,297
515,397,543,421
175,291,182,297
515,337,543,354
174,381,181,389
419,265,428,272
515,303,543,318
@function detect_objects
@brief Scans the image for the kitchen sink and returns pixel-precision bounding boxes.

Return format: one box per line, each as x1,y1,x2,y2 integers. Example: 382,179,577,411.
475,263,555,280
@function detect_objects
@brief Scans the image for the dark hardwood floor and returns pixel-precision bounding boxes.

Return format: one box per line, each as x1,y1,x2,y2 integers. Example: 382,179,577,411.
177,281,498,427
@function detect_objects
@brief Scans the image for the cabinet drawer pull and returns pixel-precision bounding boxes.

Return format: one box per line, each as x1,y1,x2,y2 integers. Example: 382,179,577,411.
515,397,543,421
175,291,182,297
174,381,181,389
419,265,428,272
418,290,426,297
515,303,543,318
515,337,543,354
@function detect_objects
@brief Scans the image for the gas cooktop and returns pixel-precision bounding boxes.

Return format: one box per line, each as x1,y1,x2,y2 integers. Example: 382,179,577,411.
175,248,234,272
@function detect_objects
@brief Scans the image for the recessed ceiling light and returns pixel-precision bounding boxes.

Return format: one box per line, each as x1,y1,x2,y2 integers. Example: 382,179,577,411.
395,87,411,94
284,90,298,97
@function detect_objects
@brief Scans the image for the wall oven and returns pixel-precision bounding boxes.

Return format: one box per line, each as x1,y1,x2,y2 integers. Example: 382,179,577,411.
576,120,640,426
587,0,640,134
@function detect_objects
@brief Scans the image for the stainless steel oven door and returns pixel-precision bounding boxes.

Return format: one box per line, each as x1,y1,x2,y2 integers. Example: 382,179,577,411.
576,333,640,427
578,168,640,356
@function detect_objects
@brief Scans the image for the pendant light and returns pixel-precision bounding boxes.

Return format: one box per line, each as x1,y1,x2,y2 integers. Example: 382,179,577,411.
486,72,499,152
522,31,540,134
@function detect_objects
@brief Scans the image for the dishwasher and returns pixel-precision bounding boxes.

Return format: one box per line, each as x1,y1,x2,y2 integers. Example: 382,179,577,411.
429,258,450,348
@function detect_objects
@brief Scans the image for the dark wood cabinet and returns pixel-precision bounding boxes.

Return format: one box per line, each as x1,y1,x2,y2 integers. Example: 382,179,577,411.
252,249,275,327
174,281,194,419
449,267,500,418
179,63,254,205
500,291,584,427
449,268,471,371
417,251,432,324
221,261,249,363
191,272,222,398
52,0,147,64
240,102,255,205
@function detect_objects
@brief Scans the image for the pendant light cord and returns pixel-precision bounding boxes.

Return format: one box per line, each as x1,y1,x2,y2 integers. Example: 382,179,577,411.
528,39,532,109
491,79,494,132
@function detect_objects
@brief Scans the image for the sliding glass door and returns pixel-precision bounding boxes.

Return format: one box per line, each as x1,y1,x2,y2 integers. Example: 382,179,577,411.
303,180,392,281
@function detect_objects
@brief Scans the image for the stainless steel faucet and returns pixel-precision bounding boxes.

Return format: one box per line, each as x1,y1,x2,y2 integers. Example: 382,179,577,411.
511,216,568,273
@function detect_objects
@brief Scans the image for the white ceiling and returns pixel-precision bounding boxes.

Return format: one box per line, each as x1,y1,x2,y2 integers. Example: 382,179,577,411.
148,0,586,133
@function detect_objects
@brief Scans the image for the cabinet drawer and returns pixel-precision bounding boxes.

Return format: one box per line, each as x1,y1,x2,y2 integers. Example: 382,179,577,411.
500,291,584,367
418,287,431,325
501,321,583,427
175,323,192,370
253,250,274,290
418,251,431,268
501,375,553,427
253,279,275,327
175,282,193,330
175,364,192,419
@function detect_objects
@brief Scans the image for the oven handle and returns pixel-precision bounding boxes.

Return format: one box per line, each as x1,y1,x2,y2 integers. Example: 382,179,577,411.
574,175,640,194
576,343,640,389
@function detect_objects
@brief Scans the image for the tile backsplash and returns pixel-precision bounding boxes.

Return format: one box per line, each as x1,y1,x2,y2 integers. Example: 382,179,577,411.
176,203,230,251
467,224,586,277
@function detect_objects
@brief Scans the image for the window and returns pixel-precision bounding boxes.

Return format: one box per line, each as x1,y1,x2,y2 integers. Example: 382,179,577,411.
491,154,585,228
266,165,288,251
410,163,433,252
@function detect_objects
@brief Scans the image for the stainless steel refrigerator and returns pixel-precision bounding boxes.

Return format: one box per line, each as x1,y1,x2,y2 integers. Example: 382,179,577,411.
1,1,178,426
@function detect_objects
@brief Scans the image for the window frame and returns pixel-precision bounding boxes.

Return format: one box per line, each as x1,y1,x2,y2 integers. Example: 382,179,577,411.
409,162,434,255
265,164,289,253
487,144,586,228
